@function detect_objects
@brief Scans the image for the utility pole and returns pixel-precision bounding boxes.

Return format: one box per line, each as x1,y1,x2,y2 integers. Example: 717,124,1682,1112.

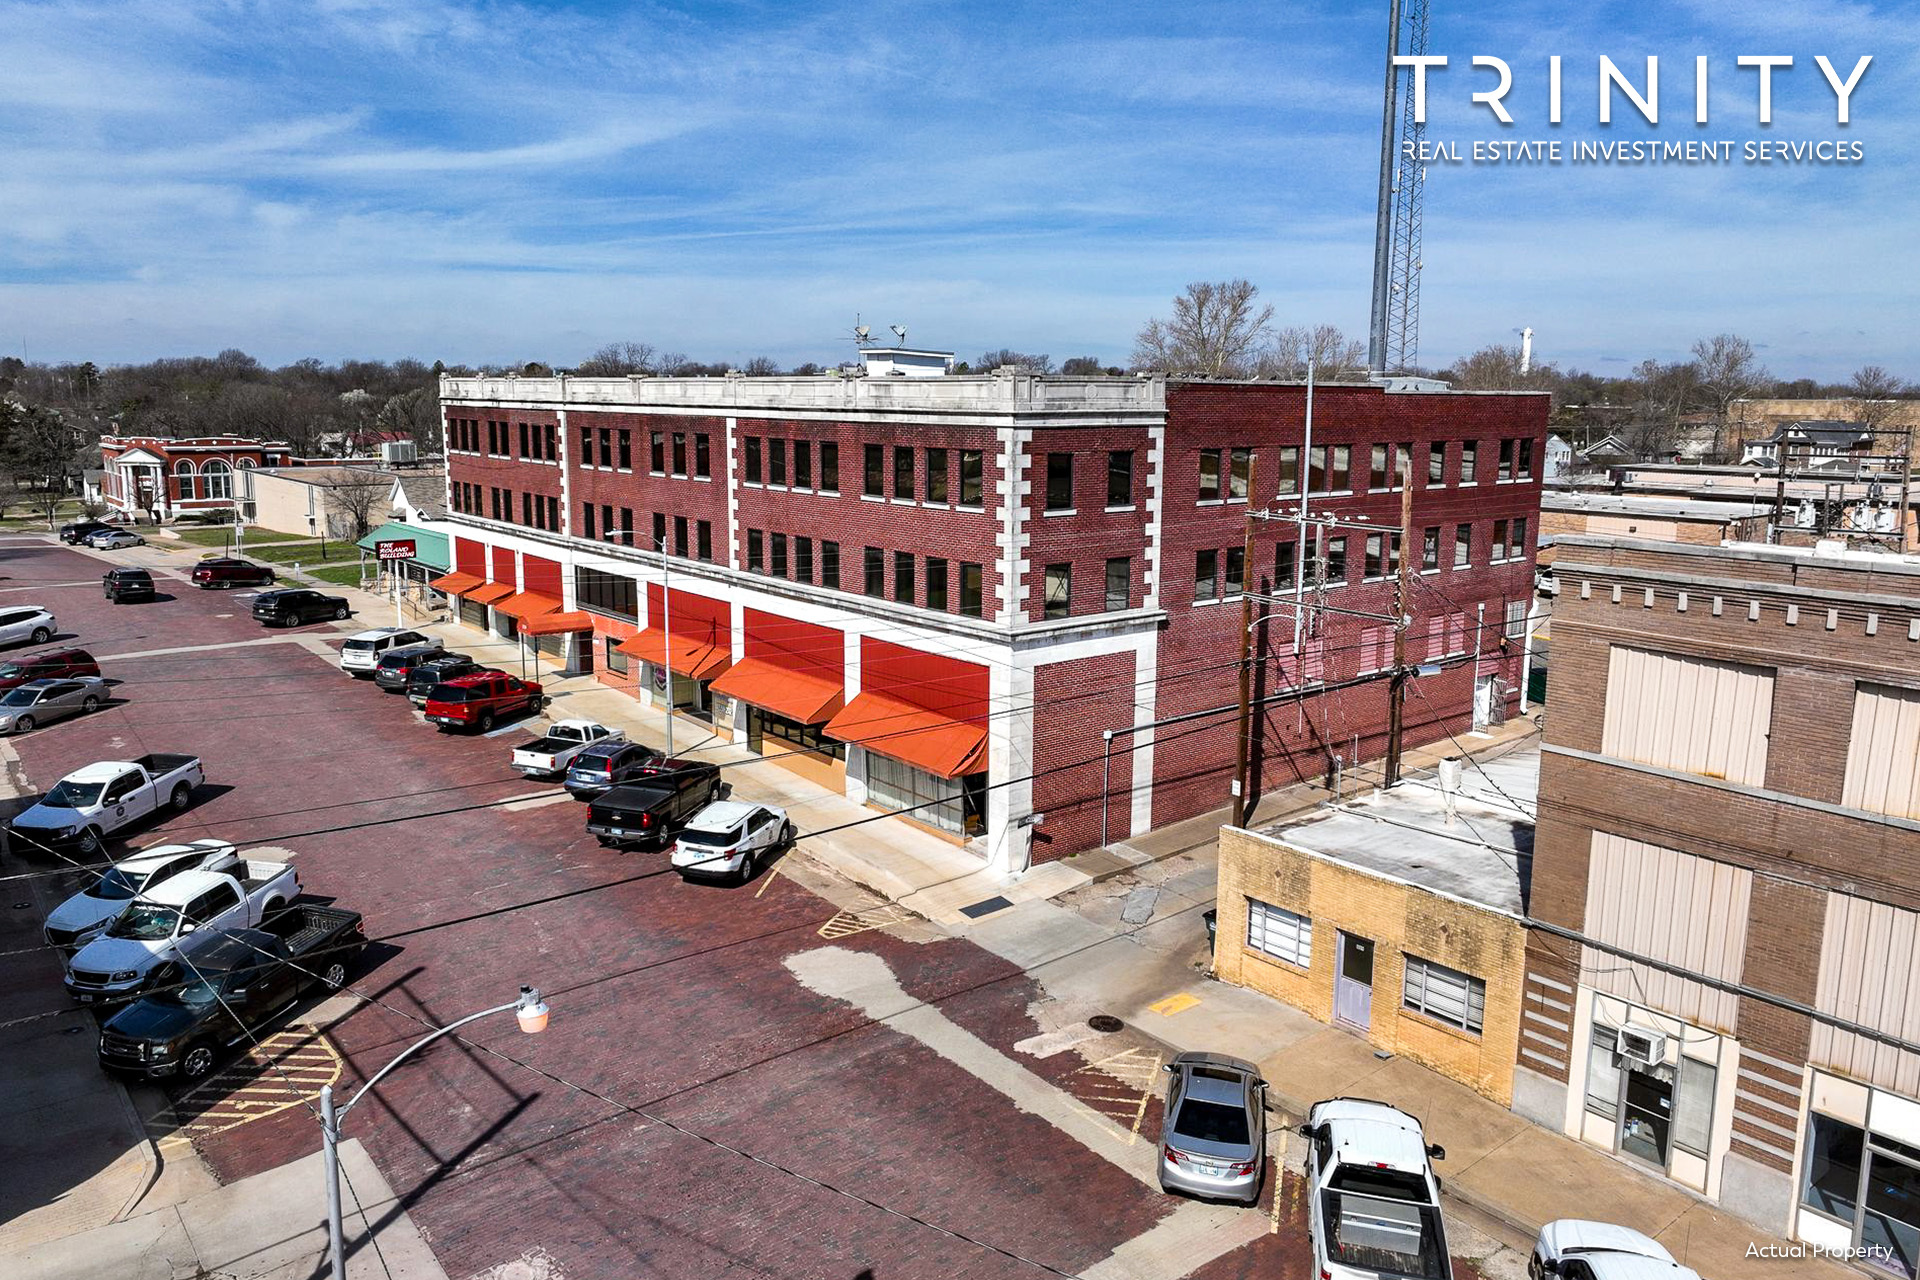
1232,450,1260,825
1385,458,1415,786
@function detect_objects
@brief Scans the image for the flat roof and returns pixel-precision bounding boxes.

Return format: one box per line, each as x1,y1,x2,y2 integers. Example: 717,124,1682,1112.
1252,741,1536,914
1555,532,1920,576
1542,491,1772,521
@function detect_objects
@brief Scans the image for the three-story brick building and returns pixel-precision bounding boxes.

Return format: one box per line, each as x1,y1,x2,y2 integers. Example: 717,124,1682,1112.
436,369,1546,873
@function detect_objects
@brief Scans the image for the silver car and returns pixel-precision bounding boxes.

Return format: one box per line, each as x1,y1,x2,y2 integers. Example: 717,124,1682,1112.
87,529,145,549
0,677,110,734
1158,1051,1268,1205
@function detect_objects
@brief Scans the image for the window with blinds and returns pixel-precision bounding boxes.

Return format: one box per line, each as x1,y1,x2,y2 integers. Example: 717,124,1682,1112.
1245,899,1311,969
1402,955,1486,1034
1600,645,1774,785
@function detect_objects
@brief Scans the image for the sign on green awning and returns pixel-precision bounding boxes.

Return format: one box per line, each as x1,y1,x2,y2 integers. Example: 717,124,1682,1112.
356,522,450,571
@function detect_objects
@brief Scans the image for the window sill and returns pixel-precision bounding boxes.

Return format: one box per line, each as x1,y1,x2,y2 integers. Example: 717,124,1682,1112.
1242,946,1312,975
955,504,985,514
1105,504,1137,514
891,498,917,506
1190,595,1225,608
1400,1006,1484,1043
860,494,886,503
1196,498,1224,507
1043,508,1077,518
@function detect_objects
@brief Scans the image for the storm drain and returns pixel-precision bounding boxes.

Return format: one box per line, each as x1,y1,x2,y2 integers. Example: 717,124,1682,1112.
1088,1014,1125,1033
958,895,1013,919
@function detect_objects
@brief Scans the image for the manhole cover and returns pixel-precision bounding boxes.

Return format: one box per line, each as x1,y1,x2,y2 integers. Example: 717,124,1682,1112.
1088,1015,1125,1033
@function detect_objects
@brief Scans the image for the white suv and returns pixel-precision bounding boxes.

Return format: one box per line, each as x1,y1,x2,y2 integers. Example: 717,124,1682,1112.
1302,1098,1452,1280
1529,1220,1701,1280
340,628,429,677
0,607,56,648
671,800,792,884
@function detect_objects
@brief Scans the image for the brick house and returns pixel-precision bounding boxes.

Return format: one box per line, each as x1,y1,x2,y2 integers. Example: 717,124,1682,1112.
435,370,1546,874
1516,534,1920,1258
99,435,295,521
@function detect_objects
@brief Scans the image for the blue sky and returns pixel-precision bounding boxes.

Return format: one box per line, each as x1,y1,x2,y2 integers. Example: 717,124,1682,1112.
1,0,1913,378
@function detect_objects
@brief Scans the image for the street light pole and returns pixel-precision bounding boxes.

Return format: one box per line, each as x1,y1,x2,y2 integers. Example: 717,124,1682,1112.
318,986,549,1280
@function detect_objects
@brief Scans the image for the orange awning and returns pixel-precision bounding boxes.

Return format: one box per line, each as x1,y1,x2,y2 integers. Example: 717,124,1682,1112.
710,659,843,725
466,581,516,606
616,627,731,681
494,591,562,622
429,570,485,594
824,693,988,779
518,610,594,637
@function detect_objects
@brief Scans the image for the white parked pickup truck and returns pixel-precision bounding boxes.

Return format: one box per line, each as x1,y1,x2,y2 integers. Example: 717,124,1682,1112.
64,859,300,1003
8,753,206,857
511,719,624,778
43,838,238,949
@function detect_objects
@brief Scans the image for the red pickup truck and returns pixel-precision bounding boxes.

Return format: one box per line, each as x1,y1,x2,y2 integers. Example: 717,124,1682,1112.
422,671,545,734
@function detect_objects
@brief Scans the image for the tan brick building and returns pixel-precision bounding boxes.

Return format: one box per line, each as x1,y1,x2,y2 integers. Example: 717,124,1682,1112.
1215,747,1533,1105
1516,534,1920,1261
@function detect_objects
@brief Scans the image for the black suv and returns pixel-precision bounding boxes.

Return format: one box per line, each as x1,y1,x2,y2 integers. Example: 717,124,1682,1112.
586,763,723,849
252,589,349,627
371,643,448,692
406,655,483,706
61,520,117,545
563,742,665,799
102,568,157,603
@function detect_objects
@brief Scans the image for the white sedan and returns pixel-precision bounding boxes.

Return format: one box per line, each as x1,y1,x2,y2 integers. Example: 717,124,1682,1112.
88,529,146,549
671,800,793,884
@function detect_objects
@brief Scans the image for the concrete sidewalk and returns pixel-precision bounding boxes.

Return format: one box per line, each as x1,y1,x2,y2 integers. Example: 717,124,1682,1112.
13,1137,447,1280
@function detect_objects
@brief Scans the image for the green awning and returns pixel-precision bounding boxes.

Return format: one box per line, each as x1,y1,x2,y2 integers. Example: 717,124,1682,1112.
356,522,450,571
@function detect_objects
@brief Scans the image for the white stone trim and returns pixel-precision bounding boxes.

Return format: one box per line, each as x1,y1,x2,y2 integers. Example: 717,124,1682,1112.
1143,423,1166,612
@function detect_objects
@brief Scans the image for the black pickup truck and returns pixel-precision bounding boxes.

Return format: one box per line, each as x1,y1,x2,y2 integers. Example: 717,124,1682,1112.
585,762,722,849
96,906,365,1081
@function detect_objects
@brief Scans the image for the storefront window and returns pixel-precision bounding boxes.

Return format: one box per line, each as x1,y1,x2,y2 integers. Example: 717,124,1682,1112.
1585,1025,1620,1120
864,752,981,836
1804,1113,1866,1222
753,708,845,761
1674,1056,1717,1157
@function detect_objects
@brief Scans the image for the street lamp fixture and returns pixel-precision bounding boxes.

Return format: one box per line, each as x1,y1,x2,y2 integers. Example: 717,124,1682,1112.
320,986,550,1280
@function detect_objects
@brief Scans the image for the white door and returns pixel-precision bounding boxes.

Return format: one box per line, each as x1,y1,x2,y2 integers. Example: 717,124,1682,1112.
1473,674,1494,729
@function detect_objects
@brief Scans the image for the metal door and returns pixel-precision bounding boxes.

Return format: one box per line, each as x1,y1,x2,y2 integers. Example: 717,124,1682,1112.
1334,932,1374,1030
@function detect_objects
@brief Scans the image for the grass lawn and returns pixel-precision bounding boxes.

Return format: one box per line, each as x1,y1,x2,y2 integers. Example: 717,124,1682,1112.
244,539,362,568
172,526,313,548
306,563,367,587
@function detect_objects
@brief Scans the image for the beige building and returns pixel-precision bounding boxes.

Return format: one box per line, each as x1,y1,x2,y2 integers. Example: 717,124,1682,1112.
1215,746,1534,1105
243,466,395,540
1537,491,1772,566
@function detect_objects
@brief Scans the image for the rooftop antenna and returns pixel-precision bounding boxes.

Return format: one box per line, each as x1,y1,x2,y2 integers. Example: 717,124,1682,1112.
890,324,908,345
851,315,874,348
1515,327,1534,375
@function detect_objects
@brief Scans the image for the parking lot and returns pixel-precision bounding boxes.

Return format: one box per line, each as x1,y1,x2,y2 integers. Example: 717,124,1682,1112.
0,534,1515,1280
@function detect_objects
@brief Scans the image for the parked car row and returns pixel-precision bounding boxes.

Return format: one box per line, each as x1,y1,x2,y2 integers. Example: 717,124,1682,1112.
60,520,144,550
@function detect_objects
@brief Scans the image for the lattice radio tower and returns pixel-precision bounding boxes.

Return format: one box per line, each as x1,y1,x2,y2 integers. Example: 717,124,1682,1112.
1367,0,1431,377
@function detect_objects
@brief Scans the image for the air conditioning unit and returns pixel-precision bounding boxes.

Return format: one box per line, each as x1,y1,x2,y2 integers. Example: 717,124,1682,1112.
1616,1025,1667,1068
380,440,419,465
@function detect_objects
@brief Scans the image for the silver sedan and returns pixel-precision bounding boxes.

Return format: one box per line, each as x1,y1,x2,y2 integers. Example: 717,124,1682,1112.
1158,1051,1269,1205
0,677,111,733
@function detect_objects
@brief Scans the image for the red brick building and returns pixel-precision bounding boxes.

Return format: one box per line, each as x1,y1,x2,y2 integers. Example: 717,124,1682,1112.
436,371,1546,873
99,435,296,520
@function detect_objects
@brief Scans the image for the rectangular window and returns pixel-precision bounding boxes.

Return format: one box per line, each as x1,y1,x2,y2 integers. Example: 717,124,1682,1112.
1229,447,1251,500
1328,444,1350,491
1225,546,1245,598
1194,549,1218,602
519,422,530,457
1802,1113,1865,1222
544,423,558,460
864,546,885,596
1511,517,1529,560
1045,453,1073,511
601,504,614,538
926,558,948,610
618,430,632,471
1105,556,1130,612
747,529,764,573
1198,449,1221,501
1370,444,1389,490
1246,899,1312,968
1674,1056,1716,1158
770,438,787,487
650,431,665,473
864,444,884,497
1325,535,1348,583
1274,446,1300,496
583,504,597,539
653,511,667,550
1585,1025,1621,1121
1402,955,1486,1034
820,441,839,492
619,507,632,537
821,540,840,589
1428,442,1446,485
1455,524,1472,568
1043,563,1071,619
1492,518,1509,560
1387,530,1401,578
771,533,788,578
959,449,983,506
521,492,532,525
606,636,629,676
745,436,762,484
894,446,915,500
1500,437,1517,480
1275,540,1297,591
697,520,712,563
1108,450,1134,507
1395,443,1411,486
579,423,592,462
1365,534,1385,580
695,433,711,478
598,427,612,468
793,440,811,489
895,550,915,603
1460,440,1478,483
573,567,639,621
1308,444,1326,492
672,431,687,477
547,495,558,530
674,515,688,558
795,536,813,582
1422,526,1440,571
926,449,949,503
1520,437,1536,478
960,562,983,617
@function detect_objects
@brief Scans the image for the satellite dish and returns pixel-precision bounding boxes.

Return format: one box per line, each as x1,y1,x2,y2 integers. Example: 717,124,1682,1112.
854,325,870,340
891,324,908,343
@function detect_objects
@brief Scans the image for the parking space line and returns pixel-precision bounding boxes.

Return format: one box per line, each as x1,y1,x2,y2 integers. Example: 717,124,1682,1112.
1069,1047,1163,1146
816,904,916,939
502,791,572,812
753,860,783,898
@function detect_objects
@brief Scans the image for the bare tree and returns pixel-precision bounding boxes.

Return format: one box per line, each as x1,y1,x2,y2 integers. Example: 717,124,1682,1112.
1692,334,1768,459
1131,280,1274,377
576,342,658,376
975,350,1053,373
1621,359,1699,458
1258,325,1368,381
327,473,387,542
1060,356,1107,375
740,356,781,376
1848,364,1909,434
